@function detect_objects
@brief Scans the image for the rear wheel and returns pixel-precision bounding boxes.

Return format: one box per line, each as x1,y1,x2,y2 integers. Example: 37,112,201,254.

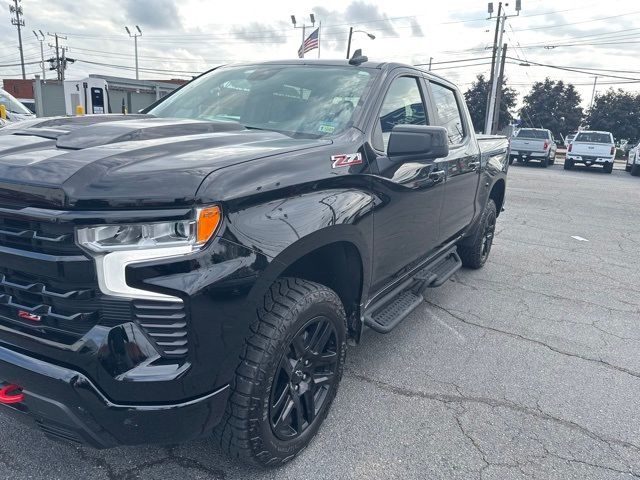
564,159,573,170
549,152,556,165
632,163,640,177
215,278,347,466
541,155,549,168
508,156,514,165
458,199,497,270
603,162,613,174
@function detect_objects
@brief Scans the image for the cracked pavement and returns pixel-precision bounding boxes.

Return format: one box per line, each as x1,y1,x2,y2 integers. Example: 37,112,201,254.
1,162,640,479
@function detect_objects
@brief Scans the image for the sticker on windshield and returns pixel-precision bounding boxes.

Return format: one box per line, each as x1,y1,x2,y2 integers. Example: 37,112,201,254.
319,122,336,134
331,153,363,169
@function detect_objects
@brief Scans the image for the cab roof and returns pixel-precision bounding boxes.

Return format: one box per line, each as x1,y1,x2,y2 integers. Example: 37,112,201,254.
214,59,457,89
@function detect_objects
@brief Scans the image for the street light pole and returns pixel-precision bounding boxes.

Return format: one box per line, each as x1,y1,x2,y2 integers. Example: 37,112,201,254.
125,25,142,80
291,13,315,58
346,28,376,59
33,30,45,80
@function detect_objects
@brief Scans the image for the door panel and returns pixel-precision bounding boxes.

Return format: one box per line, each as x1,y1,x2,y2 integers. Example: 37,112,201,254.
369,75,445,292
429,81,480,241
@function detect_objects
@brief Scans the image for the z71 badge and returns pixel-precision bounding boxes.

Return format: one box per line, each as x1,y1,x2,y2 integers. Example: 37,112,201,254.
331,153,363,169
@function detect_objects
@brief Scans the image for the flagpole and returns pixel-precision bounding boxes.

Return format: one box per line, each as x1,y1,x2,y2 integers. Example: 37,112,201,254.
318,22,321,59
301,24,306,58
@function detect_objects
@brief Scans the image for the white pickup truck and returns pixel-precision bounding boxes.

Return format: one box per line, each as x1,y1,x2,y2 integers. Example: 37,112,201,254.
565,130,616,173
627,143,640,176
509,128,557,168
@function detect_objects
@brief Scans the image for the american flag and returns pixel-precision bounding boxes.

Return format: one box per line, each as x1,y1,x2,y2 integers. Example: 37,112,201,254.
298,28,319,58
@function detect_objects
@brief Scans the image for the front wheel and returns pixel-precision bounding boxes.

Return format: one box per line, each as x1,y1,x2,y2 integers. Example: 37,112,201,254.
564,159,573,170
508,156,514,165
632,163,640,177
458,199,497,269
215,278,347,466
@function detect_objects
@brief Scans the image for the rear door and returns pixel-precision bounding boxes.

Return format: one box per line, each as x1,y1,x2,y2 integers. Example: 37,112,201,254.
427,80,481,241
368,72,446,292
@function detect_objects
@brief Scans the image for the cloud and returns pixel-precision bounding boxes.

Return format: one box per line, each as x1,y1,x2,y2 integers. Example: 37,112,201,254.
232,21,289,44
120,0,183,29
409,18,424,37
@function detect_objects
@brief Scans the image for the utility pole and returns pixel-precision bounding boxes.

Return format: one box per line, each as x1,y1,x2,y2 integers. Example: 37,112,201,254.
47,32,68,81
485,0,521,135
485,2,502,133
291,13,315,58
125,26,142,80
491,43,508,134
33,30,45,80
428,57,433,71
589,76,598,110
9,0,26,79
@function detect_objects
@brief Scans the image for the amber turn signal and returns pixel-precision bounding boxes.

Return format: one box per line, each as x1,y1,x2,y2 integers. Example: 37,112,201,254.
197,206,222,244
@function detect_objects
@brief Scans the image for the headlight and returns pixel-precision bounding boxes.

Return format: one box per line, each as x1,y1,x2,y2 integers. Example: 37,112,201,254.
77,206,221,253
76,206,221,301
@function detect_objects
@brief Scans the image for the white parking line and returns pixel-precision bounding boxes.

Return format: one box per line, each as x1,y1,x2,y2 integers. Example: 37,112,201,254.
571,235,589,242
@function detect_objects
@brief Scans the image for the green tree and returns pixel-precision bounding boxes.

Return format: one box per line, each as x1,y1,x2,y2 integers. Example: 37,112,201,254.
519,78,583,140
584,89,640,142
464,74,517,133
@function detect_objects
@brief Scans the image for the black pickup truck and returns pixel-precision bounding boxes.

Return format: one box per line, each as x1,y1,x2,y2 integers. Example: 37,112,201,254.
0,58,508,466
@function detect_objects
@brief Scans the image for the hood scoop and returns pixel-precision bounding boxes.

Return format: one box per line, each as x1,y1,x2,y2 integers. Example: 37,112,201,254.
55,118,245,150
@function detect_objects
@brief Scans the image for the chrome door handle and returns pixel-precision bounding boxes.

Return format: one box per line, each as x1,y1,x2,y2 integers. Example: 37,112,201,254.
469,161,480,170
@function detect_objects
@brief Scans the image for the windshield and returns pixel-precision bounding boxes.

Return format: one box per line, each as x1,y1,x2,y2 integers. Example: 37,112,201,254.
149,65,375,138
575,132,612,144
516,129,549,140
0,89,32,115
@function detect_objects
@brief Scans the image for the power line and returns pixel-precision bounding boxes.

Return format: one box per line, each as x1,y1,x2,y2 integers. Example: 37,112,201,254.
508,57,640,81
514,9,640,32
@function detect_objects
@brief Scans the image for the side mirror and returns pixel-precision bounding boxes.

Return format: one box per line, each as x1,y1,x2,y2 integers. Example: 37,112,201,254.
387,125,449,160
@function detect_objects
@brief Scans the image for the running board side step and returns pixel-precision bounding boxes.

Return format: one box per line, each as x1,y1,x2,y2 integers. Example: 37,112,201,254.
363,247,462,333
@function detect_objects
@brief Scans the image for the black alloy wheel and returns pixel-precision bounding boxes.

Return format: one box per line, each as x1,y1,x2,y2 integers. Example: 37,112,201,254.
480,207,496,263
269,316,339,441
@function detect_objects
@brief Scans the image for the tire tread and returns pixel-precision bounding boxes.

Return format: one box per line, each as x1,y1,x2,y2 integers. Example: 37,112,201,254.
214,277,346,466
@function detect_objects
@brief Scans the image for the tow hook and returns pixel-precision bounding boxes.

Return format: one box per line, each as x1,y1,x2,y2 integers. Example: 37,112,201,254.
0,384,25,404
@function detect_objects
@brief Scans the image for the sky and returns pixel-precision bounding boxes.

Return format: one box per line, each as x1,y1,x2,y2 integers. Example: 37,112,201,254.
1,0,639,111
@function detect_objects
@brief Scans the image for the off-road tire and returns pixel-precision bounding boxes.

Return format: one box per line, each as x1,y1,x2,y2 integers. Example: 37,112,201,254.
458,199,497,270
603,162,613,174
632,163,640,177
564,159,573,170
214,278,347,467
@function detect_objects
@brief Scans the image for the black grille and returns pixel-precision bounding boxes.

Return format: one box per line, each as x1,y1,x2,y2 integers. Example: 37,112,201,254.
0,269,100,342
133,300,188,358
0,213,80,255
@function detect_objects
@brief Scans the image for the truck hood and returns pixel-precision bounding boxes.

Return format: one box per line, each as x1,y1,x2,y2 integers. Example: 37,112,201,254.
0,115,331,209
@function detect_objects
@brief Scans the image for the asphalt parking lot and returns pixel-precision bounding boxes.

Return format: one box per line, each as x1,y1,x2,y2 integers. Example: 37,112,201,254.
1,161,639,480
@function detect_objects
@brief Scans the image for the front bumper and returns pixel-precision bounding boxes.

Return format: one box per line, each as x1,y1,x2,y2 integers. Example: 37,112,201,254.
0,343,230,447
